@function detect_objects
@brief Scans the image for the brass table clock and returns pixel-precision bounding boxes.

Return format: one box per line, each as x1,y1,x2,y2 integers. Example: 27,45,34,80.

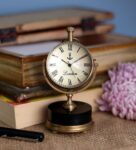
43,27,97,133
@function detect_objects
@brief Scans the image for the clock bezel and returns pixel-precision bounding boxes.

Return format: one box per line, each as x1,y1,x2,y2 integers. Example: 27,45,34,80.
43,41,96,94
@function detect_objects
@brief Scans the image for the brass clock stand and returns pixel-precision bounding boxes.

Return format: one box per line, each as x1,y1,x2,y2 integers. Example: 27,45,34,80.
43,27,97,133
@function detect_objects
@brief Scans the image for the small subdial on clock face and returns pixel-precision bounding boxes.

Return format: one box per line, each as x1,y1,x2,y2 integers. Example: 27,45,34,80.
46,41,92,89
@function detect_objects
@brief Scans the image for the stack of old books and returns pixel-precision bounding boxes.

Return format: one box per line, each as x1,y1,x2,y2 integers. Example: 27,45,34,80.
0,8,136,129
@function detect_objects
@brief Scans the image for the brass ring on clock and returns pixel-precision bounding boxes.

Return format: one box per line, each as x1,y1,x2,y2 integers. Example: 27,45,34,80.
46,120,93,133
46,101,92,132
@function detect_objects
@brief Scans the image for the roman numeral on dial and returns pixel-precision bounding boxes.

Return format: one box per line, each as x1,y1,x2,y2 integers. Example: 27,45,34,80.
77,47,80,53
49,63,56,66
68,43,72,50
68,79,72,86
52,54,58,58
84,63,90,67
52,70,58,77
59,47,64,53
83,71,89,76
58,76,64,83
77,78,81,83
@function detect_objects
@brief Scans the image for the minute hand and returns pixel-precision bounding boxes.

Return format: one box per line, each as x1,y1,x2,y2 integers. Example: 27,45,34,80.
71,54,88,65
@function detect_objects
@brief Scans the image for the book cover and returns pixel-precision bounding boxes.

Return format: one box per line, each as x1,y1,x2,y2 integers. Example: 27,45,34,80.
0,7,113,46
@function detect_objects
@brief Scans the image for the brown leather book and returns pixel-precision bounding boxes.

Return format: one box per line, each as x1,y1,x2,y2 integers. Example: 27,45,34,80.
0,73,108,102
0,34,135,88
0,7,114,46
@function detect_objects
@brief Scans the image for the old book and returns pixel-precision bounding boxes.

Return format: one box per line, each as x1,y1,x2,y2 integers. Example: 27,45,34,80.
0,34,135,88
0,87,102,129
0,7,114,46
0,73,108,102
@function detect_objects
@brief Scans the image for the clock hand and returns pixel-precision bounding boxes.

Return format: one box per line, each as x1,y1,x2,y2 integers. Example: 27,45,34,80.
61,59,69,65
61,59,73,68
71,54,88,65
69,66,77,79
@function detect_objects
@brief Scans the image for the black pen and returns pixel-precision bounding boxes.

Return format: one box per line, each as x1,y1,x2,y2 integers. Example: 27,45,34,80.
0,127,44,142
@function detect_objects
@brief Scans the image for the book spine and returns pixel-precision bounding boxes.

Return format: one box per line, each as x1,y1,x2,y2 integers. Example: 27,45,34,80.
0,27,17,44
0,86,58,102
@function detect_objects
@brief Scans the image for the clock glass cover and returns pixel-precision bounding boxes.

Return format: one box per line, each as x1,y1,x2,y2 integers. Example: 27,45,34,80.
46,41,93,90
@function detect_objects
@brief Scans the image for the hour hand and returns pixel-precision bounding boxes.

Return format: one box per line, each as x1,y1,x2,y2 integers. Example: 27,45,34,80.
61,59,69,65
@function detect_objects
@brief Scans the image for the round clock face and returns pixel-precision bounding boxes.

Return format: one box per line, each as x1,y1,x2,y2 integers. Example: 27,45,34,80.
46,41,93,89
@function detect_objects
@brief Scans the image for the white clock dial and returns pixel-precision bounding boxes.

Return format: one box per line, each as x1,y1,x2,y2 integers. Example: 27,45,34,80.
46,41,92,89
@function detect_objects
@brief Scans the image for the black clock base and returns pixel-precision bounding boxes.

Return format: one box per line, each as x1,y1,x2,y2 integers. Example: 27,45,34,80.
46,101,93,133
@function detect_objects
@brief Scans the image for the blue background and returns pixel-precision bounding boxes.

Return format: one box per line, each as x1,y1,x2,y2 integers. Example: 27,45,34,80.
0,0,135,36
